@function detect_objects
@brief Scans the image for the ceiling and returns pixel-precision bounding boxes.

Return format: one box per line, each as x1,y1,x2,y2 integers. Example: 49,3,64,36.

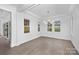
10,4,75,17
0,9,11,19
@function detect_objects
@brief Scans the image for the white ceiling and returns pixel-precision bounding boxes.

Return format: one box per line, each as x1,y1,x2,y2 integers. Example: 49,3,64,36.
10,4,75,17
0,9,11,19
28,4,71,17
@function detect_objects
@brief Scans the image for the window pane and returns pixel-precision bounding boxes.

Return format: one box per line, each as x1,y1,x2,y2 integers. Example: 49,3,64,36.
24,19,30,33
54,21,60,32
38,24,40,32
47,22,52,32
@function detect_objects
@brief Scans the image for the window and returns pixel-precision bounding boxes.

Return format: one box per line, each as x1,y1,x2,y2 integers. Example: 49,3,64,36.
54,21,60,32
47,20,60,32
24,19,30,33
38,24,40,32
47,22,52,32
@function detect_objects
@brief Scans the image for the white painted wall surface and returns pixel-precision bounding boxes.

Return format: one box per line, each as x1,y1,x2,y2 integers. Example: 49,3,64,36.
16,11,40,46
40,15,71,40
0,19,1,35
71,5,79,52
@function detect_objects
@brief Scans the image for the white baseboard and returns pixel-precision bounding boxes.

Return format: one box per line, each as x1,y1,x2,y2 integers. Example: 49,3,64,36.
41,35,70,40
0,35,9,40
16,35,41,46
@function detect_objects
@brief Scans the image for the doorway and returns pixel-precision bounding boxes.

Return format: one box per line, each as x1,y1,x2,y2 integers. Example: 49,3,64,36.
0,8,11,53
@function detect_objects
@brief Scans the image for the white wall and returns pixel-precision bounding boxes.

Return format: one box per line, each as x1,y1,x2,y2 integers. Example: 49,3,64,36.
71,5,79,52
0,19,1,35
40,15,71,40
16,11,40,46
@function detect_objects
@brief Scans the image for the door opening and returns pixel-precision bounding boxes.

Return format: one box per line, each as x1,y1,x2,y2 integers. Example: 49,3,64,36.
0,8,11,51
